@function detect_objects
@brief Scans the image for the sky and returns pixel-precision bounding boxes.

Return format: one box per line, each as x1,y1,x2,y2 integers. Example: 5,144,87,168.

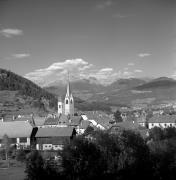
0,0,176,86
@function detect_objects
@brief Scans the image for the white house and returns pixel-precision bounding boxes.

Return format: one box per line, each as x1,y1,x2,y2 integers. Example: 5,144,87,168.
35,127,75,151
148,115,176,129
0,121,33,149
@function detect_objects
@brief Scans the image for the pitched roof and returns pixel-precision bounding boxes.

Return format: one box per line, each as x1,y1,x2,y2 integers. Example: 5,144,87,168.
110,121,140,131
58,114,69,124
81,111,112,129
15,116,35,126
33,116,45,126
44,117,60,125
0,121,33,138
69,116,82,126
35,127,74,138
148,115,176,123
136,116,146,123
79,120,91,129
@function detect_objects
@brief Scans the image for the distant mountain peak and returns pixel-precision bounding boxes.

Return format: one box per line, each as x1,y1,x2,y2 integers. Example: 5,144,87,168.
152,77,175,82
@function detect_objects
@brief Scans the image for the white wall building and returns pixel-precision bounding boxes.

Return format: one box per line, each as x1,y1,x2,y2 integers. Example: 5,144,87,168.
148,115,176,129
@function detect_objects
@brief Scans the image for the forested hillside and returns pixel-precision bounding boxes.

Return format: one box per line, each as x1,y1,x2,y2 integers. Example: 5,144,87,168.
0,68,57,117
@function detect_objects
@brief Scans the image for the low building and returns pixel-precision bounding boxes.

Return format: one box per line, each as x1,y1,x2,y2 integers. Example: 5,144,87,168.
137,116,147,127
0,121,34,149
35,127,76,151
77,120,92,134
109,121,148,138
148,115,176,129
68,116,83,128
81,111,112,130
109,121,140,133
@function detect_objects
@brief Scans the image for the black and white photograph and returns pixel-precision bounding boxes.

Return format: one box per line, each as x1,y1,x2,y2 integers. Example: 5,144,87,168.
0,0,176,179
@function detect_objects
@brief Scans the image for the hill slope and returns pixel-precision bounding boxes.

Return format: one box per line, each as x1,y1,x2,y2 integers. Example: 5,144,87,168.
0,68,57,117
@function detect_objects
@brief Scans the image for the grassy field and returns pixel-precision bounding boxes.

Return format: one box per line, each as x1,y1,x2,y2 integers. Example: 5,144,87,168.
0,160,25,180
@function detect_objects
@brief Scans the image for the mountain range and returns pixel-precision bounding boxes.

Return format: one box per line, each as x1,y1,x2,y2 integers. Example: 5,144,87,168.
45,76,176,108
1,67,176,117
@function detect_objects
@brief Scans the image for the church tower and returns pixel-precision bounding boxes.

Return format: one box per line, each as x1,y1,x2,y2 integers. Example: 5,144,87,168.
58,96,63,115
64,73,74,116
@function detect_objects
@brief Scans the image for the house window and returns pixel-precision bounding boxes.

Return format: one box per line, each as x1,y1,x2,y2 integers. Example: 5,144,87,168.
164,124,167,127
152,123,154,126
11,138,16,143
170,124,172,127
70,99,72,104
19,137,27,143
59,105,61,108
66,100,68,104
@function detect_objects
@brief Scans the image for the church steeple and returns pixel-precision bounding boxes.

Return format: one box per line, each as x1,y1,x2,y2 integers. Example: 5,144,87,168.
65,72,71,98
64,72,74,116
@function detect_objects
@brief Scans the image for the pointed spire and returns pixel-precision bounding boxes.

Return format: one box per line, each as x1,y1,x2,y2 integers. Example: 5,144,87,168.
66,71,71,97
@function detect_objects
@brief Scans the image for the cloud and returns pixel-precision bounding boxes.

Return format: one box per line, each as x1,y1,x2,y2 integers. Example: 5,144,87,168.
99,68,113,72
96,0,112,10
25,59,121,86
128,63,135,66
113,13,133,19
25,59,144,86
122,71,134,78
134,69,143,73
138,53,151,58
0,28,23,38
12,53,30,59
124,67,129,71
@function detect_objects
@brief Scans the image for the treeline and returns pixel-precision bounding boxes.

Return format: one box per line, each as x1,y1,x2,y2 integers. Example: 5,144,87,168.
0,68,57,108
75,99,111,112
25,127,176,180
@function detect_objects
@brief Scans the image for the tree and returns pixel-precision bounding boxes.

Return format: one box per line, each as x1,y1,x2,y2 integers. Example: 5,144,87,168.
2,134,11,168
114,110,123,123
61,136,105,180
61,130,153,180
149,127,164,141
25,151,46,180
25,151,62,180
16,149,26,162
84,126,94,136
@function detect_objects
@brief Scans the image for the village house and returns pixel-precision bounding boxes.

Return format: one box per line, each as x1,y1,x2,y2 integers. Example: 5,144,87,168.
109,121,140,133
80,111,113,130
35,127,76,151
109,121,148,138
148,115,176,129
0,120,35,149
77,120,92,134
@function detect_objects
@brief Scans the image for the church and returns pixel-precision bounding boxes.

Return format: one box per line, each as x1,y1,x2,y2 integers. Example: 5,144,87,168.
43,74,76,127
57,76,74,117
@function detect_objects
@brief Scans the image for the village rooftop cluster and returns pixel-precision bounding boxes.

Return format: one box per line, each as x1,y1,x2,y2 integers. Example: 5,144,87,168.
1,78,176,152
